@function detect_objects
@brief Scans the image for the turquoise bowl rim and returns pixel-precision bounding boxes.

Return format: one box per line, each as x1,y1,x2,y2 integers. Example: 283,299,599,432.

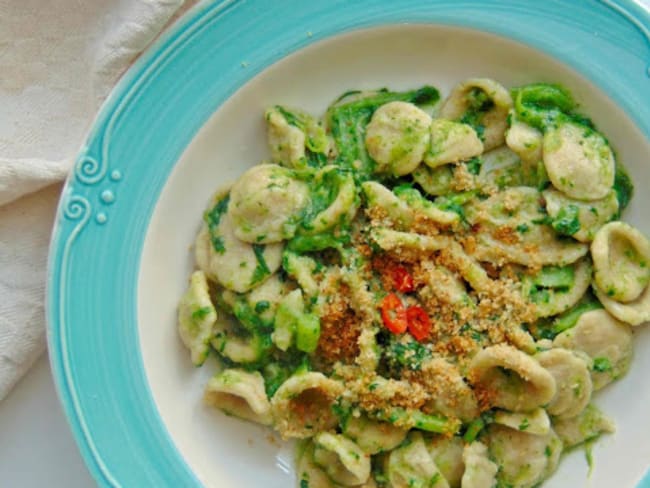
46,0,650,486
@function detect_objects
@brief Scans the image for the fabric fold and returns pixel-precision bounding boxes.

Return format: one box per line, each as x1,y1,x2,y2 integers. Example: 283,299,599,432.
0,0,189,402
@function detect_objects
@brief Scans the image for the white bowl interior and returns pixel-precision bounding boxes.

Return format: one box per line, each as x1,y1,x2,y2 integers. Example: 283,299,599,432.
138,24,650,487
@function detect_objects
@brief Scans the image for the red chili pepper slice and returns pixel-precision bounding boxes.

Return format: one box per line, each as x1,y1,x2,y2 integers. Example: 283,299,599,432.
406,306,432,342
390,264,414,293
380,293,408,334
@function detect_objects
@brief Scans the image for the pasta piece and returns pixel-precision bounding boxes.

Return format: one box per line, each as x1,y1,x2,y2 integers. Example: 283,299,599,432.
551,403,615,448
195,215,283,293
417,263,470,306
272,289,302,351
505,110,543,165
417,358,479,422
365,101,432,176
313,433,371,486
396,187,461,226
477,146,533,190
273,288,320,354
425,435,465,488
466,187,589,266
523,259,592,318
211,317,270,364
460,442,498,488
342,414,408,455
387,432,449,488
543,188,618,243
265,107,306,166
243,274,287,325
553,309,633,390
297,443,339,488
265,106,328,168
596,283,650,326
441,243,493,293
362,182,459,228
203,369,272,425
413,164,454,196
424,119,483,168
229,164,310,243
282,251,320,297
355,326,381,373
542,122,615,200
440,78,513,151
536,348,592,419
370,228,491,292
177,270,217,366
493,408,550,435
486,424,562,488
302,169,358,235
298,442,377,488
370,227,449,253
270,372,343,439
468,344,556,412
591,221,650,303
362,181,415,227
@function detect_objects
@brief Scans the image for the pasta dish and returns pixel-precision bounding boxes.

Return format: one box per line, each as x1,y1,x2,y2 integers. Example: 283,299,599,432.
177,78,647,487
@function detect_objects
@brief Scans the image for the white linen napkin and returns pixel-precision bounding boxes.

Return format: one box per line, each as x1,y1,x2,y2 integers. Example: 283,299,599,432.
0,0,195,401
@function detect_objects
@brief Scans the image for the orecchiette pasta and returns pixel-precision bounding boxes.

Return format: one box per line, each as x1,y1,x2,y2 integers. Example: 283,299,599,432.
468,344,556,412
265,105,329,169
298,441,378,488
282,251,320,297
195,213,283,293
460,442,497,488
417,358,479,422
440,78,513,151
203,369,272,425
493,408,550,436
178,79,646,488
477,146,532,189
302,168,359,235
342,414,408,455
229,164,310,243
487,424,562,488
265,107,307,166
424,119,483,168
412,164,454,196
362,182,458,228
416,263,469,306
313,433,371,486
387,432,449,488
543,188,618,243
553,309,633,390
523,258,592,318
425,435,465,488
365,101,432,176
270,372,343,439
591,221,650,304
466,187,589,267
543,122,615,200
505,110,543,166
211,317,270,364
535,348,592,419
177,270,217,366
551,403,615,448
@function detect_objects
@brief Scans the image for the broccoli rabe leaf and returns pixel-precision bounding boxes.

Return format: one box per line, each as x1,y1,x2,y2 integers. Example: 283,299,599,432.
326,86,440,180
551,204,581,236
613,162,634,213
203,194,230,253
382,336,432,373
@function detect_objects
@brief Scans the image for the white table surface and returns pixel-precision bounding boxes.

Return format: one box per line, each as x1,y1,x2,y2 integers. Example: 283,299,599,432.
0,353,93,486
2,1,650,486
